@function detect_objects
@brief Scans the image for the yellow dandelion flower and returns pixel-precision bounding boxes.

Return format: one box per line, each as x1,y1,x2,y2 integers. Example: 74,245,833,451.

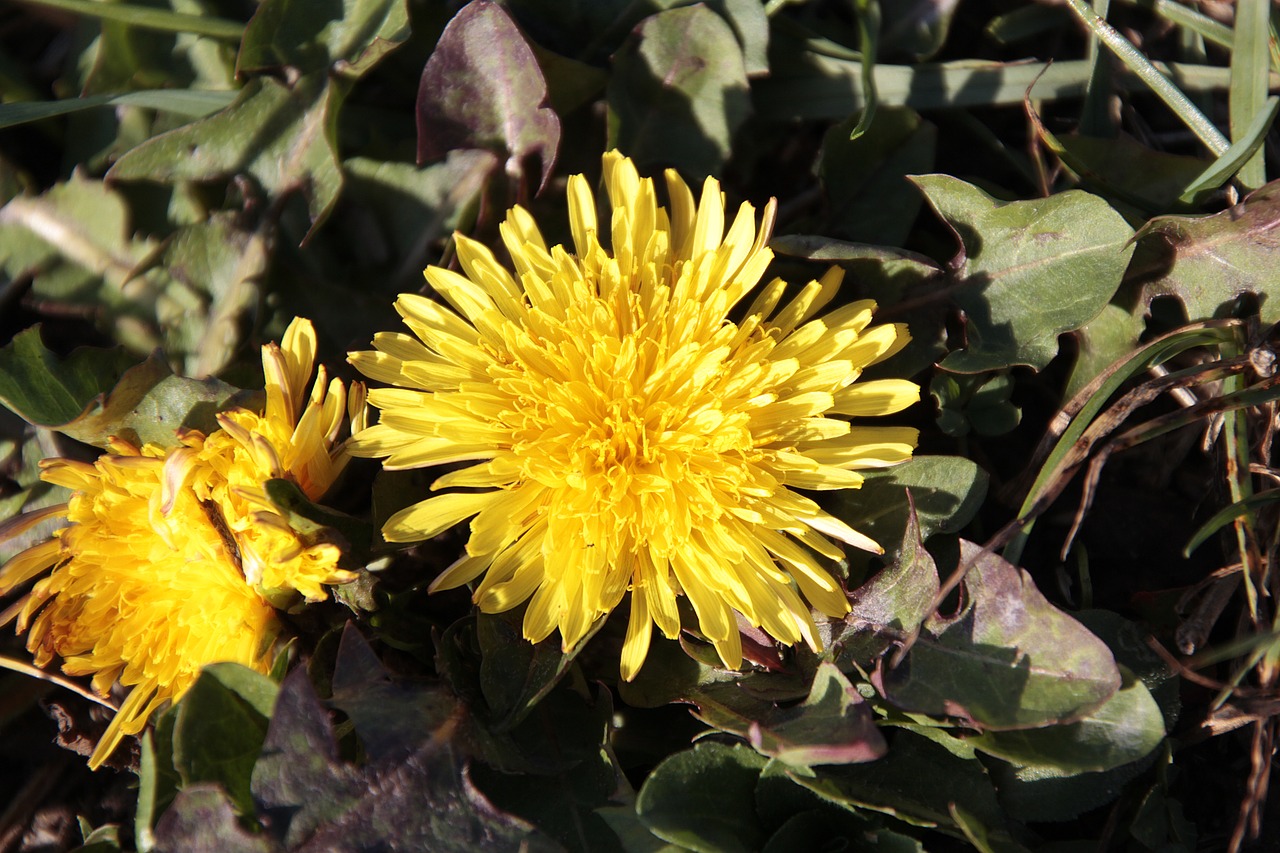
0,318,364,768
348,152,919,681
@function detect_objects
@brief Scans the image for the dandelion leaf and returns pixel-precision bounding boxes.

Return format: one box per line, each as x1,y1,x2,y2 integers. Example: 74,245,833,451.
415,0,559,191
239,0,410,79
913,175,1135,373
880,541,1122,730
608,5,751,181
1133,179,1280,324
636,742,769,853
0,327,241,449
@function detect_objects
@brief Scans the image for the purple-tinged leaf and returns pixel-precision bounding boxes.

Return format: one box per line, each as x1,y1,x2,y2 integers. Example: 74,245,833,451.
416,1,560,192
831,497,940,672
746,662,887,767
153,784,280,853
879,540,1122,730
1134,179,1280,325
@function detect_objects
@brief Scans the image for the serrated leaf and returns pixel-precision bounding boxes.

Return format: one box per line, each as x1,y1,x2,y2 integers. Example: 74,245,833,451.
912,175,1135,373
172,664,280,816
1133,179,1280,325
636,742,769,853
107,76,344,236
608,5,751,181
238,0,410,79
880,540,1122,730
416,1,559,192
250,667,553,851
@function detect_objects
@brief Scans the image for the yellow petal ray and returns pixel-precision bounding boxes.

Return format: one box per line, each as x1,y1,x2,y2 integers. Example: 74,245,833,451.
383,491,500,543
831,379,921,417
0,539,64,594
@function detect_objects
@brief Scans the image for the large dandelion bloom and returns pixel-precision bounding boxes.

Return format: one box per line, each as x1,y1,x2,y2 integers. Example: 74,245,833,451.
0,318,362,768
349,152,919,680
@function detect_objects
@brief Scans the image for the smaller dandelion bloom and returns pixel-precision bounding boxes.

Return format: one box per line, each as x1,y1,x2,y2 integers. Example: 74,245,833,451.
0,318,364,768
348,152,919,680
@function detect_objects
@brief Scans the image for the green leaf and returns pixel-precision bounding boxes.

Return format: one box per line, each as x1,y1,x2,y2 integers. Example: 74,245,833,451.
239,0,410,79
768,235,947,378
0,89,236,130
264,479,374,568
881,540,1123,729
785,729,1004,829
828,455,989,557
1046,131,1218,212
172,664,280,815
416,0,559,192
152,785,280,853
158,213,271,376
476,606,598,730
1227,0,1272,188
338,150,496,289
471,692,623,853
1133,180,1280,325
966,667,1165,773
13,0,243,38
608,5,751,181
107,75,344,236
1064,302,1146,401
762,809,923,853
135,716,180,853
832,502,940,672
636,742,769,853
0,327,244,450
930,373,1021,438
820,108,935,248
745,662,887,768
757,39,1245,120
913,175,1135,373
0,326,139,429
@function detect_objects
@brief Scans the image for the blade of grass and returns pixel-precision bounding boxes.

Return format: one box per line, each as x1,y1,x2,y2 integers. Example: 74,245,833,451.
1180,96,1280,201
1079,0,1115,137
1117,0,1234,53
848,0,881,140
1001,321,1243,565
1183,490,1280,557
1062,0,1231,156
0,89,236,130
1230,0,1272,188
758,49,1265,120
13,0,244,41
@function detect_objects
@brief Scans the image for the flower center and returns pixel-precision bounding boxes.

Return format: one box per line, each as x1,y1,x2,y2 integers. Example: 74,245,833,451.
489,292,767,557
